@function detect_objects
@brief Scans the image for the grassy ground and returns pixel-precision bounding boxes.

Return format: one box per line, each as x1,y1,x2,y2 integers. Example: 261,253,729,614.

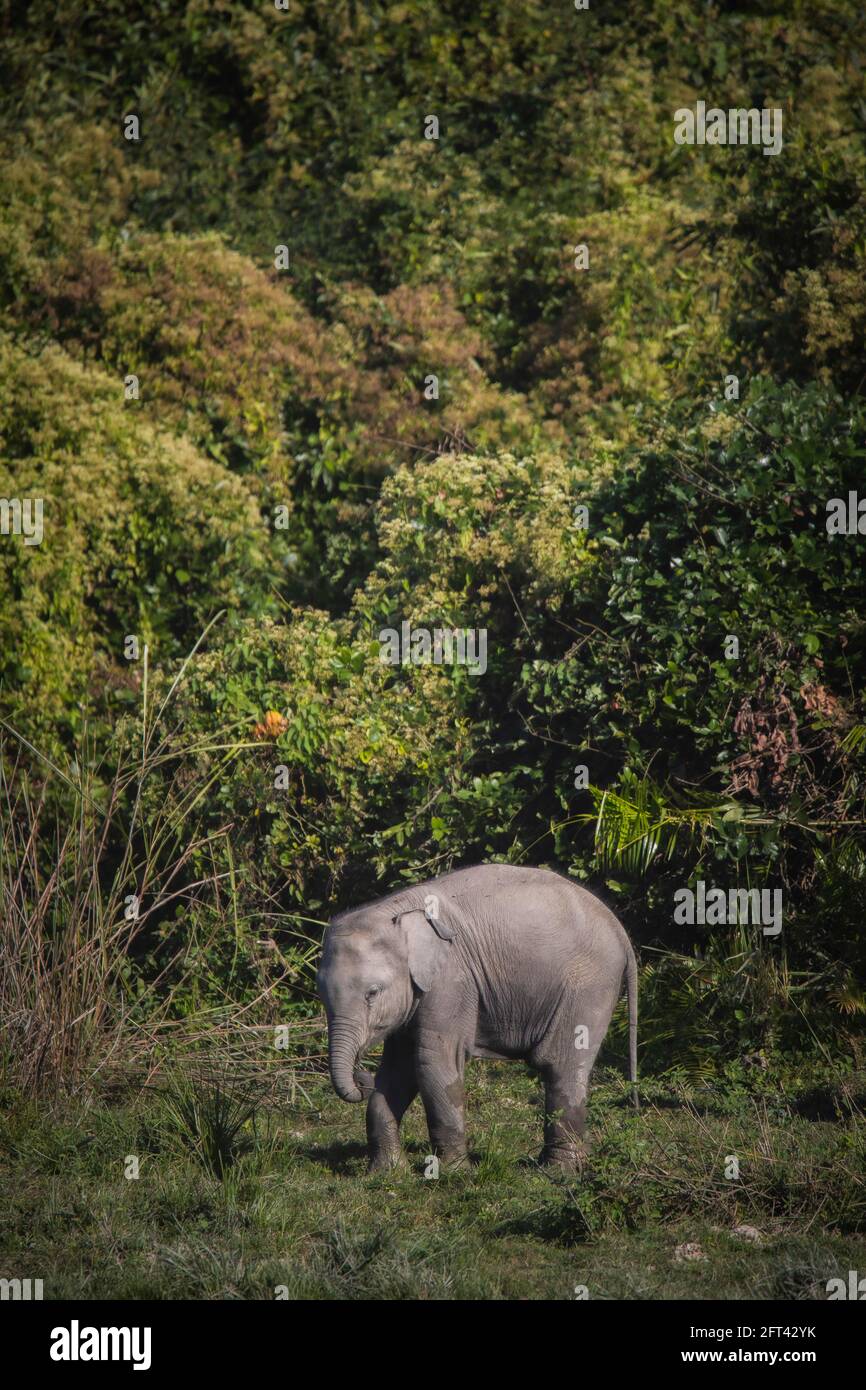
1,1060,864,1300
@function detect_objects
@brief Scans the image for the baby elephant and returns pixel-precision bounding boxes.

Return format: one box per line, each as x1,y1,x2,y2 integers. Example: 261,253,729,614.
317,863,638,1171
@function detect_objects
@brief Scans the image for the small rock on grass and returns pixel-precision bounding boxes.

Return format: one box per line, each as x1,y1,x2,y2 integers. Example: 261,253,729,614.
674,1241,706,1262
731,1224,763,1243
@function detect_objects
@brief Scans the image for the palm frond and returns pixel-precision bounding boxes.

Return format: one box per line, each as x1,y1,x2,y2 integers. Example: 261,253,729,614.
840,724,866,757
584,769,760,878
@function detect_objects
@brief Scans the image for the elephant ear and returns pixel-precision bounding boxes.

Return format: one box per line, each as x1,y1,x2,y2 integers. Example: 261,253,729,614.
395,904,453,993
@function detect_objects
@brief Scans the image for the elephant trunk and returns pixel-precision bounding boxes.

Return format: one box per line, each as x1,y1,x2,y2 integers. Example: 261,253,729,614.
328,1017,366,1103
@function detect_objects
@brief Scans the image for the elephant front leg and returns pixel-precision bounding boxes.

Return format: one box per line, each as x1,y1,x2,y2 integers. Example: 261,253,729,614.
365,1034,418,1172
415,1030,469,1168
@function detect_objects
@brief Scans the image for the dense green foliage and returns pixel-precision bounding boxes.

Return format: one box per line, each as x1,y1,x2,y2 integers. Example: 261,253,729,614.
1,0,865,1074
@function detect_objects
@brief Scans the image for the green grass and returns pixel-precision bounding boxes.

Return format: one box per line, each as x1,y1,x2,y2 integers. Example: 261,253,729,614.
0,1062,863,1300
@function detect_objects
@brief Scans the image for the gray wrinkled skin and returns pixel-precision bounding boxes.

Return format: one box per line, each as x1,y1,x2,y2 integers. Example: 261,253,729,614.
317,864,638,1172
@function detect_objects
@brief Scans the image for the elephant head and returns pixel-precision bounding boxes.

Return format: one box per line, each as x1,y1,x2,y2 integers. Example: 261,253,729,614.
317,900,454,1102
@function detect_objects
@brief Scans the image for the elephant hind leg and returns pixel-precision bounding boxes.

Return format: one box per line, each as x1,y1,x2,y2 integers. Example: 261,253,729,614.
530,1009,608,1170
528,1063,588,1171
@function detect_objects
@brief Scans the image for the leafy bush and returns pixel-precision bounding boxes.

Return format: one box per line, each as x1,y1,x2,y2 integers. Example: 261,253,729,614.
0,334,276,742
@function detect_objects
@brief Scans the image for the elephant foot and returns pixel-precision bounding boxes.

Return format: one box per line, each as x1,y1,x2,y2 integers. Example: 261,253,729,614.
368,1148,406,1173
433,1147,469,1172
539,1142,589,1173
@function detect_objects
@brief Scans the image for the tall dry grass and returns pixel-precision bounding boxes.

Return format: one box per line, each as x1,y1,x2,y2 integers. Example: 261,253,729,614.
0,632,323,1098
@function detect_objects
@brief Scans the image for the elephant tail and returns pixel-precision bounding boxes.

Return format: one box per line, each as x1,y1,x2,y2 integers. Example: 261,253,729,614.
625,936,639,1110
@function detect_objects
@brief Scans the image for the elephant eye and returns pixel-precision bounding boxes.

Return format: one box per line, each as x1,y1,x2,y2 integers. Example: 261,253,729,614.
365,987,380,1001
